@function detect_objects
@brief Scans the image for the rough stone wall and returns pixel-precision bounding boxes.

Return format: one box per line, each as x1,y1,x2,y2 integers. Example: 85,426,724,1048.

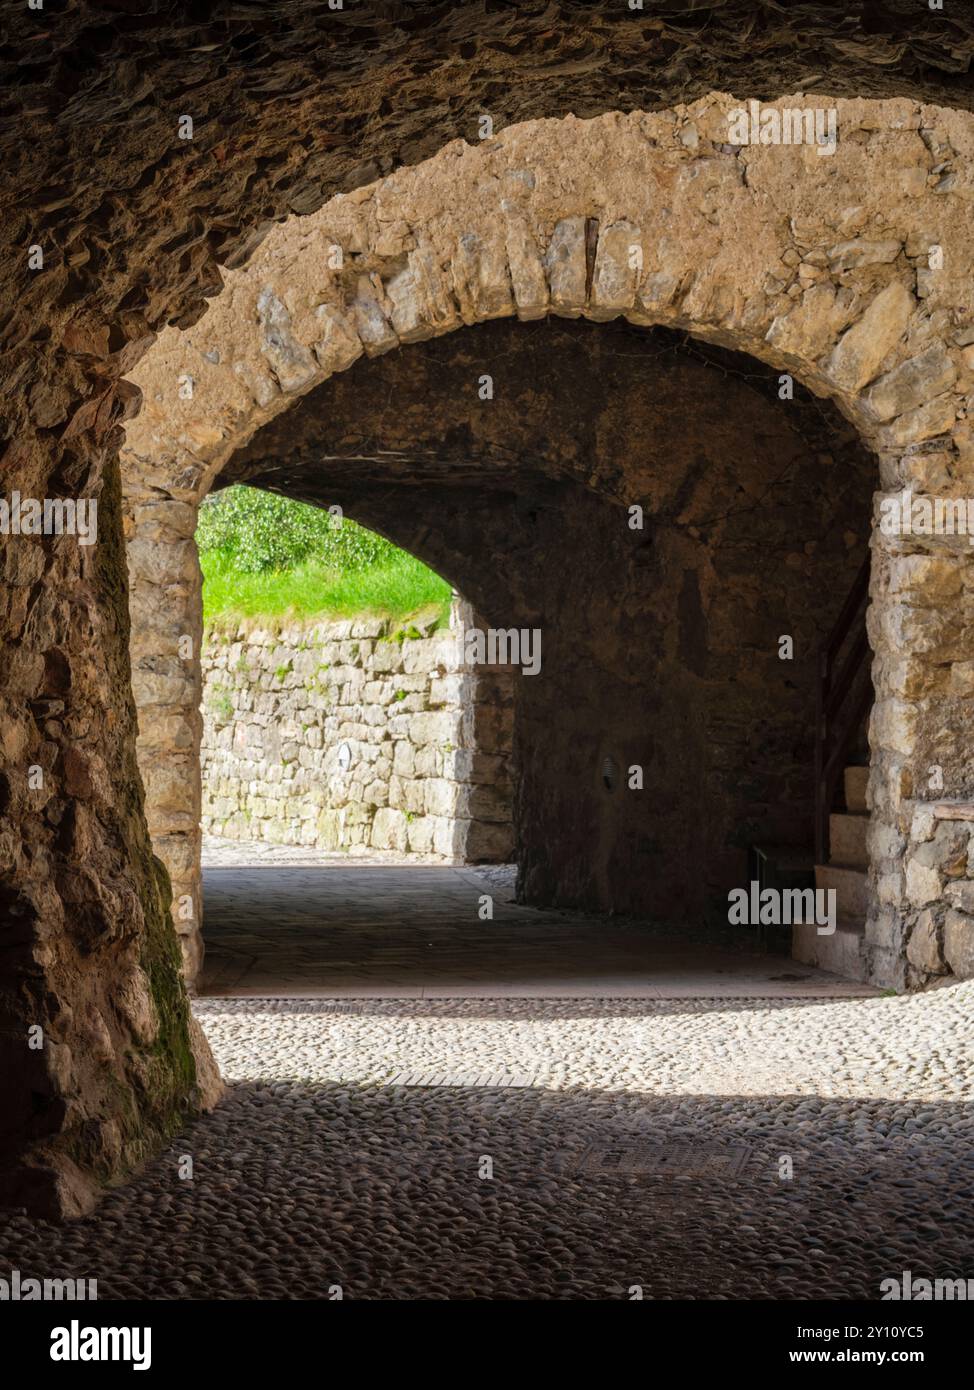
0,461,221,1219
905,804,974,980
347,476,871,933
199,602,514,861
127,491,205,980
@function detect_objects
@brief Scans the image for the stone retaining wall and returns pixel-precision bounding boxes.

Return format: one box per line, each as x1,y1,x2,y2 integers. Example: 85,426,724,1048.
200,600,514,861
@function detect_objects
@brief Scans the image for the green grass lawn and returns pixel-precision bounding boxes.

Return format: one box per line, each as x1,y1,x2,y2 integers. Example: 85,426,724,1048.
201,547,453,627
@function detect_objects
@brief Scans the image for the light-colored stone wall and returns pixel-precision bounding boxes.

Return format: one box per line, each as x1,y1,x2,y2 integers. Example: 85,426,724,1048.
903,802,974,980
200,600,514,861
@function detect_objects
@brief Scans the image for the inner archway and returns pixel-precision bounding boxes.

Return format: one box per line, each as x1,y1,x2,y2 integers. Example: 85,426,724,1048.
195,488,514,865
133,313,886,994
221,317,879,932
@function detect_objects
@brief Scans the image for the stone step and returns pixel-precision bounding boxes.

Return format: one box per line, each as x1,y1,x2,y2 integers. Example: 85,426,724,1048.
844,765,869,814
829,811,869,869
815,863,869,920
792,917,868,981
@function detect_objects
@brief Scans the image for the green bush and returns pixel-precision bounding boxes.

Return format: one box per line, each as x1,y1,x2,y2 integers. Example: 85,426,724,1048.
196,485,453,625
196,485,401,575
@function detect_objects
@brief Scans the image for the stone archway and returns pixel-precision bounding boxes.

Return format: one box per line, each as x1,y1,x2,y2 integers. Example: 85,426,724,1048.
155,313,880,991
123,96,974,997
4,0,974,1243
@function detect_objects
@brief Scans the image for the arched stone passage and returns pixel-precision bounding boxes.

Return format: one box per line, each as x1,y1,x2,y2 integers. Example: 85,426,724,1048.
4,74,974,1222
143,315,880,985
123,98,974,997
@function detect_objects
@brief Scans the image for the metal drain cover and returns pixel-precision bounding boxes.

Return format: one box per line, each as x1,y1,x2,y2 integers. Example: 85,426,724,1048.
570,1143,753,1179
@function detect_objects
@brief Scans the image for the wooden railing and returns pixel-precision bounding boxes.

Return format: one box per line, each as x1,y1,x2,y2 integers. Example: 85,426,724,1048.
815,554,872,864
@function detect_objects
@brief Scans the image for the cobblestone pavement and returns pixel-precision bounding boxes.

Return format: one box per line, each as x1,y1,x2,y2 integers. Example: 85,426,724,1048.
2,988,972,1300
